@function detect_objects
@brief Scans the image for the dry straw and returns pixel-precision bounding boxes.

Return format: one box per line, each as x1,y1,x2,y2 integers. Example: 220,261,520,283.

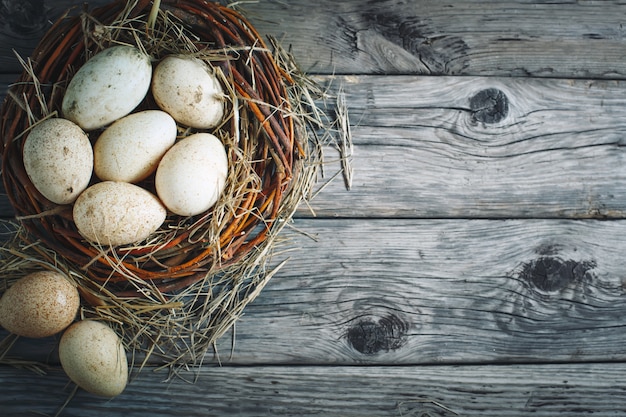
0,0,351,372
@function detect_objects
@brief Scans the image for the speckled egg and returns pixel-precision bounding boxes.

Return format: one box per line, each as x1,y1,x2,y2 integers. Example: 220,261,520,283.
59,320,128,397
62,45,152,131
22,118,93,205
151,55,225,129
73,181,166,246
0,271,80,338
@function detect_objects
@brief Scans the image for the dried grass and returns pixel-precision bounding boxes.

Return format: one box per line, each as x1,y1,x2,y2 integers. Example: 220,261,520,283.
0,0,352,374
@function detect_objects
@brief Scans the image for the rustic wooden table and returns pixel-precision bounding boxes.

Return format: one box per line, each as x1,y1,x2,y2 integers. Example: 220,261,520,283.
3,0,626,415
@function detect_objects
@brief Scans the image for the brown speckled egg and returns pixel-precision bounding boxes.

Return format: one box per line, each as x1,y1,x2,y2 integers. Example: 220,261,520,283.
59,320,128,397
0,271,80,338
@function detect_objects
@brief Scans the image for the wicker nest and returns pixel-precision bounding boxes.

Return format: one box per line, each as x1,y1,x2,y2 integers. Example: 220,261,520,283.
1,0,300,293
0,0,328,366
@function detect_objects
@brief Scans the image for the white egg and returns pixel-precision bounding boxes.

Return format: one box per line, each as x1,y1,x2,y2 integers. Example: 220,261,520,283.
155,133,228,216
151,55,225,129
23,118,93,205
94,110,177,183
73,181,166,246
59,320,128,397
62,45,152,130
0,271,79,338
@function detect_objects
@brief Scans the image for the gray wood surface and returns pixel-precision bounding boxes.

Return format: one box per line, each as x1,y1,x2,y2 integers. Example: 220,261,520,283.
243,0,626,78
301,75,626,218
221,218,626,365
9,218,626,366
3,0,626,416
3,0,626,77
4,363,626,417
5,73,626,219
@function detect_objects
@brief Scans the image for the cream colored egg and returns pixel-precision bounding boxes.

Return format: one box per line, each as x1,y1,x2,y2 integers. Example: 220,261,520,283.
0,271,79,338
94,110,177,183
23,118,93,205
73,181,166,246
155,133,228,216
59,320,128,397
151,55,225,129
62,45,152,130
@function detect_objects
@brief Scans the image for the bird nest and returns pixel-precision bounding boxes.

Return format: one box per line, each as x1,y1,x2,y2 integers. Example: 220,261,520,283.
0,0,342,369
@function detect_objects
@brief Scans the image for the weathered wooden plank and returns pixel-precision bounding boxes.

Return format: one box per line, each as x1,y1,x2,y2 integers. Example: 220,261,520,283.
4,219,626,365
297,75,626,218
0,0,87,73
2,0,626,78
243,0,626,78
213,218,626,365
0,74,15,98
2,362,626,416
3,74,626,219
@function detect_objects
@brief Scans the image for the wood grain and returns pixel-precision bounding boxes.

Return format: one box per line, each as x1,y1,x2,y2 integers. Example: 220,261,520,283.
4,74,626,219
3,1,626,97
4,218,626,366
225,0,626,78
300,75,626,218
2,1,626,416
3,0,626,77
2,362,626,416
214,218,626,365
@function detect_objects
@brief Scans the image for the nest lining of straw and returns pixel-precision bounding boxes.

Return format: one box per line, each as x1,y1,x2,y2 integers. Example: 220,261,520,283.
0,0,347,370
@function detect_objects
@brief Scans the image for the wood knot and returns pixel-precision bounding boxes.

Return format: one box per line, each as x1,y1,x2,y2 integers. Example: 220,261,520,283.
469,88,509,124
519,256,595,292
346,314,408,355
